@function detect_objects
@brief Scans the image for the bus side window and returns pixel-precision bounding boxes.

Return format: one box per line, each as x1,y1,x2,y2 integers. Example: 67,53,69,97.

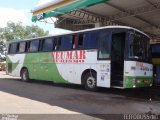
77,34,84,49
26,41,31,52
9,43,18,54
8,44,10,54
52,38,56,51
72,35,77,49
98,31,110,59
54,37,61,50
83,32,98,49
61,35,73,50
29,40,39,52
19,42,26,53
42,38,54,52
16,43,20,53
53,38,57,50
39,39,43,51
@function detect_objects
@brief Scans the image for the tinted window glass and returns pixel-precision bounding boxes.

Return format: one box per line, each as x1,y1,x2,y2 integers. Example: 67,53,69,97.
9,43,18,54
17,43,20,52
19,42,26,53
42,38,54,52
111,32,125,61
54,37,61,50
29,40,39,52
83,32,98,49
72,35,77,49
152,44,160,53
77,32,98,49
26,41,30,52
61,35,73,50
77,34,84,49
151,44,160,58
98,31,110,59
128,32,151,62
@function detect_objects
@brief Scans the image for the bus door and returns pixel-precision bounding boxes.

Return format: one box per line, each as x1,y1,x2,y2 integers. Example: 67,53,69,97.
111,32,126,87
97,31,111,88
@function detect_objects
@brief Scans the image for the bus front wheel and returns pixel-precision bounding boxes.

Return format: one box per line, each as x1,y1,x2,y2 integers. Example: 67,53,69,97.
84,72,97,91
21,68,30,82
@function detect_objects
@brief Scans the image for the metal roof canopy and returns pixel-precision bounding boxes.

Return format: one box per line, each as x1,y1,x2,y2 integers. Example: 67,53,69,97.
32,0,160,43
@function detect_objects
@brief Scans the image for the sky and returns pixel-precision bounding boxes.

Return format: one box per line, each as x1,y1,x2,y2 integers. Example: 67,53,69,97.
0,0,70,34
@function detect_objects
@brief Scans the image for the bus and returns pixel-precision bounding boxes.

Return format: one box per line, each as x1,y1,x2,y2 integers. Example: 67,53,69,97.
6,26,153,91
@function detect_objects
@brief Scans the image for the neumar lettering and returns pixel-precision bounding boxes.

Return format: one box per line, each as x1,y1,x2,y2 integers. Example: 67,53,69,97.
52,50,86,63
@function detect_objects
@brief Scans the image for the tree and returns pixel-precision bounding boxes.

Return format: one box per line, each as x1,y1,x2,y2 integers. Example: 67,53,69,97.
0,22,49,61
0,28,7,61
1,22,49,41
0,40,6,61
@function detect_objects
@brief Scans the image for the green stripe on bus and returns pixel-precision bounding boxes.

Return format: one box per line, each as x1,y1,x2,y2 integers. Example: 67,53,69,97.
124,76,153,88
24,53,69,83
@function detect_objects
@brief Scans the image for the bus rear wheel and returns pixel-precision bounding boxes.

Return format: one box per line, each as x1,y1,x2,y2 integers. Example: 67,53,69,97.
84,72,97,91
21,68,30,82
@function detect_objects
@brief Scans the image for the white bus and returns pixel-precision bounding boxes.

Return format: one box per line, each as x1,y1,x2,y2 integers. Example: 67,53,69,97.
6,26,153,91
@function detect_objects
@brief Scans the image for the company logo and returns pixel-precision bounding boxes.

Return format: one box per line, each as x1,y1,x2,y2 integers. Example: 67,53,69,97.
52,50,86,63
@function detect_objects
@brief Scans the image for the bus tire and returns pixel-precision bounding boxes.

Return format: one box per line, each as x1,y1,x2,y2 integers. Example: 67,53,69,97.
21,68,30,82
84,72,97,91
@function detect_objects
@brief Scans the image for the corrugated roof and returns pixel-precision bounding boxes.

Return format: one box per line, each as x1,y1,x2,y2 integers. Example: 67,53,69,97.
32,0,160,43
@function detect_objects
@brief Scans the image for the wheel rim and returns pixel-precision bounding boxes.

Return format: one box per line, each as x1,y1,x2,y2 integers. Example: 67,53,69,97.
87,76,96,88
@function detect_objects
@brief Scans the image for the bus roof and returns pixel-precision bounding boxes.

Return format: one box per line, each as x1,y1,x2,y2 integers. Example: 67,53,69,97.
8,26,150,43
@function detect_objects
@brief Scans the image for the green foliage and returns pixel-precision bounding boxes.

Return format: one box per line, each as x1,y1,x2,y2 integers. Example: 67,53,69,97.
1,22,49,41
0,22,49,60
0,62,5,67
0,40,6,61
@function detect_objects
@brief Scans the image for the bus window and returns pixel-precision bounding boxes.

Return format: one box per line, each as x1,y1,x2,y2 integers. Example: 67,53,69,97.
42,38,54,52
19,42,26,53
29,40,39,52
77,34,84,49
77,32,98,49
9,43,18,54
54,37,62,50
17,43,20,53
26,41,30,52
83,32,98,49
128,32,151,62
61,35,73,50
98,31,110,59
72,35,77,49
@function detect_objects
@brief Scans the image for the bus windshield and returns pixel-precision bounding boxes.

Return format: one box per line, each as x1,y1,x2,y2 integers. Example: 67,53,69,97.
128,31,151,62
